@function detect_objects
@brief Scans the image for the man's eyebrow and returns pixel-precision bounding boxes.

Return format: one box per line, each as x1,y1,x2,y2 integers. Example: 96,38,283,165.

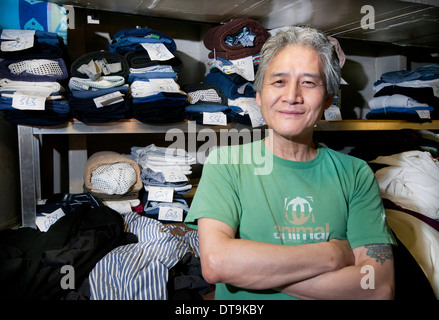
268,72,323,80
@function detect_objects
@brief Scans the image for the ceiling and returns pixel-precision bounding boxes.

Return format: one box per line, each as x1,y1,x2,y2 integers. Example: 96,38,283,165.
48,0,439,48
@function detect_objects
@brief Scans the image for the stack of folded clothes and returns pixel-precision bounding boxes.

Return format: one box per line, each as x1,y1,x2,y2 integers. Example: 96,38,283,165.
131,144,196,223
68,51,132,123
110,28,187,124
182,82,231,124
83,151,143,201
199,19,270,126
367,64,439,121
0,29,70,125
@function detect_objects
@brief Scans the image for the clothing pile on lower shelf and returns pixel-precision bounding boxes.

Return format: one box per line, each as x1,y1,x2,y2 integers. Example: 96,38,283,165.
132,144,196,223
0,29,70,125
0,193,209,300
367,64,439,121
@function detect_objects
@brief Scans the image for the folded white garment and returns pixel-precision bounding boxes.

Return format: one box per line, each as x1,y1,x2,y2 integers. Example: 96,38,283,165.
371,151,439,220
368,94,430,109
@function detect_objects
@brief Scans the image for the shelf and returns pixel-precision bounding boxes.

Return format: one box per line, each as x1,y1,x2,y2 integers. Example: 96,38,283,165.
315,120,439,131
28,119,439,135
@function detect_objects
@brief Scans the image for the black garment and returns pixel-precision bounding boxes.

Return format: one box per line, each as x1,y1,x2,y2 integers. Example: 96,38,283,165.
167,252,210,300
0,204,137,300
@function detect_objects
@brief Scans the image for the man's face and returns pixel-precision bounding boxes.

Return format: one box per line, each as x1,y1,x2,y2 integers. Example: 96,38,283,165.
256,44,333,141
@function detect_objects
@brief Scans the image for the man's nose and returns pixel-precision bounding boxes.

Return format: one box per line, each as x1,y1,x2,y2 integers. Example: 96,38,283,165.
283,82,303,104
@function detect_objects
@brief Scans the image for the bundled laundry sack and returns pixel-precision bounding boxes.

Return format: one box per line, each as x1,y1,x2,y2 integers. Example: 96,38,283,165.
83,151,143,200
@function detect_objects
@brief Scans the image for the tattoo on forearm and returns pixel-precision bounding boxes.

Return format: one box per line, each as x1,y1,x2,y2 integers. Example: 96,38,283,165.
365,244,393,265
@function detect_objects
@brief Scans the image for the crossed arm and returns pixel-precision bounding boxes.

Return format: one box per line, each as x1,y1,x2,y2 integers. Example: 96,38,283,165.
198,217,394,300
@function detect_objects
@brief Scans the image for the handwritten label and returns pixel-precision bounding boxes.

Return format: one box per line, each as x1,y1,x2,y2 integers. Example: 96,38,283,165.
140,43,174,61
12,93,46,110
230,55,255,81
93,91,124,108
416,109,431,119
148,186,174,203
203,112,227,126
149,78,181,93
1,29,35,52
161,168,188,183
158,206,184,222
36,208,65,232
324,105,342,121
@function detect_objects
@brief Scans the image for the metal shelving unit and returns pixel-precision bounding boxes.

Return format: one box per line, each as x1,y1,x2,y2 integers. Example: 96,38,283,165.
17,119,439,227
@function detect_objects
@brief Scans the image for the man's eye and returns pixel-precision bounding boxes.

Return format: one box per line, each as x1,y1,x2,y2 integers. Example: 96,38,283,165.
301,81,316,87
271,80,285,87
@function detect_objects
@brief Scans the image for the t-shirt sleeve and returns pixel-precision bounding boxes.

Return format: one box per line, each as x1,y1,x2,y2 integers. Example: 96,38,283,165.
184,147,242,231
347,162,396,248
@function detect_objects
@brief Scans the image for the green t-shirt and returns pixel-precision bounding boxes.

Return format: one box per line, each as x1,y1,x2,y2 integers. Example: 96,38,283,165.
185,140,395,300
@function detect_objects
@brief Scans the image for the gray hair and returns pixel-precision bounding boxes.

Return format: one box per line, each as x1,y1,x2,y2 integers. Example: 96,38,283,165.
253,26,341,96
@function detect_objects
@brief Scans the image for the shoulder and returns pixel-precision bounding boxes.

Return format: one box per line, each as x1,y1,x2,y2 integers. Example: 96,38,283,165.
321,147,369,170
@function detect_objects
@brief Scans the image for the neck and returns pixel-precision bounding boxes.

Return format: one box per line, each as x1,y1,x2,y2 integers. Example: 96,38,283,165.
264,132,317,161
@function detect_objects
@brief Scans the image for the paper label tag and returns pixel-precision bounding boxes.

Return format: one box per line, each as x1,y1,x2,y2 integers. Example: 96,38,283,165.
230,56,255,81
203,112,227,126
149,78,181,93
416,109,431,119
12,93,46,110
140,42,174,61
158,206,184,222
93,91,124,108
161,168,188,182
1,29,35,52
147,186,174,203
36,208,65,232
324,105,343,121
241,100,266,128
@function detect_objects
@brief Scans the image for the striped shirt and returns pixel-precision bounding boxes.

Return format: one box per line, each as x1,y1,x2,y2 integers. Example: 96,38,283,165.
89,212,199,300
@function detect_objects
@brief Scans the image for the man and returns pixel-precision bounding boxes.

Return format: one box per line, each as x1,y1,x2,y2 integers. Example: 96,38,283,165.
184,26,395,300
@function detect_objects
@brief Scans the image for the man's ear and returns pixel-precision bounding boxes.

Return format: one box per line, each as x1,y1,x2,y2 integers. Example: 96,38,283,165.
323,95,334,110
256,91,262,108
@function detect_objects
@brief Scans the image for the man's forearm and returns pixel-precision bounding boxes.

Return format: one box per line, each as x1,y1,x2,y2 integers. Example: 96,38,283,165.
277,245,395,300
199,218,354,290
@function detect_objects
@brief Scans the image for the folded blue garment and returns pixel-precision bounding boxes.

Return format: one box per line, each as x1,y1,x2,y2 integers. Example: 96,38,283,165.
110,28,176,54
0,95,69,113
380,65,439,84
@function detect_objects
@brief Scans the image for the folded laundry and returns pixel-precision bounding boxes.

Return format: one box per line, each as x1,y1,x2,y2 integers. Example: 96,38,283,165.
68,75,126,91
379,64,439,84
0,57,68,81
0,29,65,59
70,51,130,80
366,106,434,121
125,50,183,72
9,59,63,76
131,144,196,168
203,18,270,60
2,108,71,125
368,94,431,110
205,68,255,100
373,85,439,109
110,27,177,54
0,78,64,95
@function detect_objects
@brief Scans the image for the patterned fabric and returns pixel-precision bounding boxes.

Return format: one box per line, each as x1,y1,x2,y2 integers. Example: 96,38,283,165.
0,0,68,44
